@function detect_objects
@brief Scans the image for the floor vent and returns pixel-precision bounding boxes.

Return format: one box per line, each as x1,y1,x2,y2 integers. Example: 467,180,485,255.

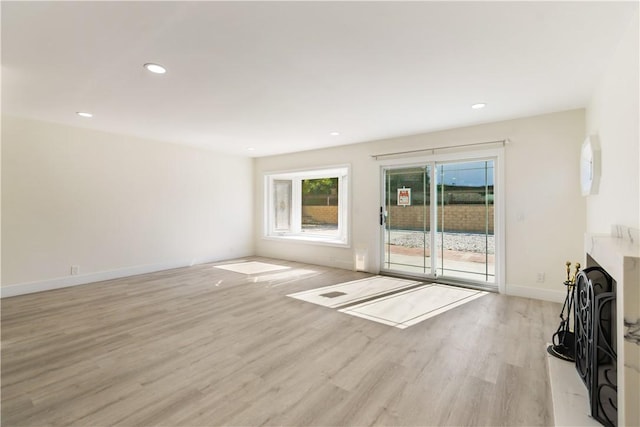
319,291,347,298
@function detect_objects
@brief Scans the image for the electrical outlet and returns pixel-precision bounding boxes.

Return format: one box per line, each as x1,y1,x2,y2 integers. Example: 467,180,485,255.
71,265,80,275
536,272,545,283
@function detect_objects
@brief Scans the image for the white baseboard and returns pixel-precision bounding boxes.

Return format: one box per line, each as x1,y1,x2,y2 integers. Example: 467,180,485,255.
4,262,569,303
1,256,224,298
505,283,566,303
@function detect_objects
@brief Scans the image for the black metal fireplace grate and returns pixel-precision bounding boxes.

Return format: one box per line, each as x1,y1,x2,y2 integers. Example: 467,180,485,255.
574,266,617,427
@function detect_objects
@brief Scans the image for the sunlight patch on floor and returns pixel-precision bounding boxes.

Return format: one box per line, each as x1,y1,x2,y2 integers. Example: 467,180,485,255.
214,261,290,275
289,276,487,328
339,284,487,329
287,276,421,309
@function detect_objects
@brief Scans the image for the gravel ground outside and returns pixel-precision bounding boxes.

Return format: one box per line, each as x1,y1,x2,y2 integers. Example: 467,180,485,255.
301,225,494,254
387,230,494,254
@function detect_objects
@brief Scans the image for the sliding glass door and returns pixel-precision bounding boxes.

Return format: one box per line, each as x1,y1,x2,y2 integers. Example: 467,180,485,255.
383,166,432,275
382,158,496,288
436,160,494,283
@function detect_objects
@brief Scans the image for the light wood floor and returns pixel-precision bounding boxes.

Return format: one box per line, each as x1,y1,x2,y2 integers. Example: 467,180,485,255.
1,257,559,426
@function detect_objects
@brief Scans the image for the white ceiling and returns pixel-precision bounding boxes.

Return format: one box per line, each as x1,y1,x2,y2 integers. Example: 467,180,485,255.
2,1,637,157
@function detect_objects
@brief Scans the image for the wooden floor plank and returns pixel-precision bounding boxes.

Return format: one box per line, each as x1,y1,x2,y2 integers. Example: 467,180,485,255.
2,257,559,426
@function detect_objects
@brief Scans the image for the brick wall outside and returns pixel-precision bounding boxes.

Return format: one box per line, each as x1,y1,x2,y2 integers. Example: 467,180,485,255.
302,206,338,225
302,204,494,233
388,205,494,233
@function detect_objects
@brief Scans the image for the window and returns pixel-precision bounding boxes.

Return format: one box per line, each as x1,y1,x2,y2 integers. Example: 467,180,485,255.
265,166,349,246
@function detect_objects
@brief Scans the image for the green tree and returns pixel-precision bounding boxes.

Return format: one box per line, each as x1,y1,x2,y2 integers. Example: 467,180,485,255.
302,178,337,195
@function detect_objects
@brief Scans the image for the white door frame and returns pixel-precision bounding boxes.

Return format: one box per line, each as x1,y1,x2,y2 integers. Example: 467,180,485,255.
378,147,505,294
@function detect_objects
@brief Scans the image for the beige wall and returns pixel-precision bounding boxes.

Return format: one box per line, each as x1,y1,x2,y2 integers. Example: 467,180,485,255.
255,109,586,301
586,13,639,233
2,116,255,290
1,110,591,302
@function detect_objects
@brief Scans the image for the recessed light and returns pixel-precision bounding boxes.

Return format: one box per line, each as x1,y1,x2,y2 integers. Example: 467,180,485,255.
329,131,340,136
246,147,255,151
471,103,486,109
144,63,167,74
76,112,93,118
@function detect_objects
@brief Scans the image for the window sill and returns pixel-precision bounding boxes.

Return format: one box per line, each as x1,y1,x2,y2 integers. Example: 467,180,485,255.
263,234,350,248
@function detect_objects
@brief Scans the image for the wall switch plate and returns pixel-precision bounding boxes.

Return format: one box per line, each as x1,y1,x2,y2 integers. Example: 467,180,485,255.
71,265,80,275
536,272,545,283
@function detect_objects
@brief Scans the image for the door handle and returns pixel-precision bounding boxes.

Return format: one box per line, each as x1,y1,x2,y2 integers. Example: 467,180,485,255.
379,206,384,225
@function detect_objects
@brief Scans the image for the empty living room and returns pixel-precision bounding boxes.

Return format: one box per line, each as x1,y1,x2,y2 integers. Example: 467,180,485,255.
1,2,638,426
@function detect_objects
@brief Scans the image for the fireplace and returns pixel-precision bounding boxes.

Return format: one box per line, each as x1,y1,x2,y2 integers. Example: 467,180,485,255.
574,266,616,427
584,225,639,427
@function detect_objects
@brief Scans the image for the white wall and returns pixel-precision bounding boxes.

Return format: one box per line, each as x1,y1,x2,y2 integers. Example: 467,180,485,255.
586,13,639,233
255,110,586,301
2,116,254,294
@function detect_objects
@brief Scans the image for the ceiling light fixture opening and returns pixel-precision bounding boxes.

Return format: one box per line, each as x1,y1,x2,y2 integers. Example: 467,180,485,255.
471,103,487,109
144,63,167,74
329,131,340,136
76,112,93,118
246,147,255,151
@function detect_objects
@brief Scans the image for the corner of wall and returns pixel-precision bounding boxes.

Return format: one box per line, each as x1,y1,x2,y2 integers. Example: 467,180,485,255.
505,283,566,304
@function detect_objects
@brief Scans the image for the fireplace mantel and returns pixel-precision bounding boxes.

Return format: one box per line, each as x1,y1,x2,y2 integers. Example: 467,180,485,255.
585,225,639,427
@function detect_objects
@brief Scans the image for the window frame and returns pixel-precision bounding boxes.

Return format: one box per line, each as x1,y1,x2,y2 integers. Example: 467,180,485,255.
264,165,350,247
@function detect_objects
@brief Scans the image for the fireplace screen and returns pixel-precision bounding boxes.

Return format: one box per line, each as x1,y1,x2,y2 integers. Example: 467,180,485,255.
574,266,617,427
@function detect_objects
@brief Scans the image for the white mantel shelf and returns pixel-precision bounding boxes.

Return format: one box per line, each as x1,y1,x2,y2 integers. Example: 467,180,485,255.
585,225,640,427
